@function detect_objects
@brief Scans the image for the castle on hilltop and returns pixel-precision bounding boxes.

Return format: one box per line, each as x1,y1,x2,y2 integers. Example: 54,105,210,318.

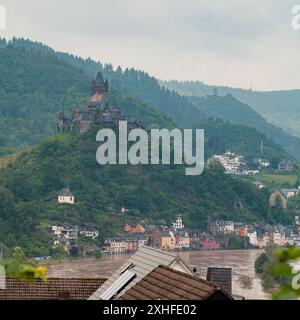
58,72,143,134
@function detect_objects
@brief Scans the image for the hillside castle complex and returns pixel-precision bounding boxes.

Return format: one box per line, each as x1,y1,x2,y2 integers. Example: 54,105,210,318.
57,72,143,134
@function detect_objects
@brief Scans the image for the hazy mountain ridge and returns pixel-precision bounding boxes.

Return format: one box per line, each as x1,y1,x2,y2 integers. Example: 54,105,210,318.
0,37,288,161
162,80,300,138
162,80,300,160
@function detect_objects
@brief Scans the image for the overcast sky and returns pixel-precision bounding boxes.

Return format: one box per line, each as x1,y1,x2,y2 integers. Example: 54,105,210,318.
1,0,300,90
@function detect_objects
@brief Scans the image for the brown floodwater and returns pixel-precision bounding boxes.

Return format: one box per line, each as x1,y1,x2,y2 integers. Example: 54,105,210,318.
178,249,270,299
47,249,270,300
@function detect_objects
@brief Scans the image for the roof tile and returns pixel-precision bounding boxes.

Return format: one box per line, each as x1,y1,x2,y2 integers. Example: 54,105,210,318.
0,278,106,300
119,265,233,300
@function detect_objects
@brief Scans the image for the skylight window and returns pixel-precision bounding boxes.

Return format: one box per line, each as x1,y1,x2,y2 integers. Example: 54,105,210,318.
100,270,137,300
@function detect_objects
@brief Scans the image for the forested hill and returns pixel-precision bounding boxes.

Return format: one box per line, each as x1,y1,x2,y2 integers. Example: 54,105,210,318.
7,38,299,160
0,41,89,149
162,80,300,138
0,125,290,256
0,38,293,256
189,94,300,159
0,37,291,161
5,38,206,128
198,119,287,162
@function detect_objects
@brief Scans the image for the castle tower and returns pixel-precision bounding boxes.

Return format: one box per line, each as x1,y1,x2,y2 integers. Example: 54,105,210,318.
90,72,108,97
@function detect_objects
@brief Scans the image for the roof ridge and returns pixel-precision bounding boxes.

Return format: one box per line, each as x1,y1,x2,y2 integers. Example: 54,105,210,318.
154,265,234,300
140,245,177,258
149,269,216,296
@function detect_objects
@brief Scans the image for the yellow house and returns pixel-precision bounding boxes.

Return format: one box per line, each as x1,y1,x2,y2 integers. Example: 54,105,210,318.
161,231,176,250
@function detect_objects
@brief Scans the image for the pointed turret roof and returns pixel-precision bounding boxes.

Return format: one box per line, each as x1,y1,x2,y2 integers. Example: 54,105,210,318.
59,187,74,197
91,72,108,95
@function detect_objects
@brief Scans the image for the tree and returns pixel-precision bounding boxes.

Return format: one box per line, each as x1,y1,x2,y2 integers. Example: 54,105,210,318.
255,252,268,274
2,247,47,283
271,247,300,299
93,249,102,259
69,246,79,257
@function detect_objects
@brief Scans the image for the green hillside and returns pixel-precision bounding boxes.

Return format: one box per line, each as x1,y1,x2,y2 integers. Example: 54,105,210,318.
0,38,293,256
190,94,300,160
0,40,90,150
0,123,286,257
198,118,287,162
6,38,206,130
0,37,289,162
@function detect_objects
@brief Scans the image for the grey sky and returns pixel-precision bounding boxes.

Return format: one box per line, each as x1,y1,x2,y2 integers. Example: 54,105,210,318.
1,0,300,90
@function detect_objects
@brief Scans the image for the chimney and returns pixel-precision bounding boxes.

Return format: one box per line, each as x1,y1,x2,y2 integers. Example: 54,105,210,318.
206,267,232,294
57,291,71,300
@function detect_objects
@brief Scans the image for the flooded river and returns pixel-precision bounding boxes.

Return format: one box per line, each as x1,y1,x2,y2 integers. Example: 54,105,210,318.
47,249,270,300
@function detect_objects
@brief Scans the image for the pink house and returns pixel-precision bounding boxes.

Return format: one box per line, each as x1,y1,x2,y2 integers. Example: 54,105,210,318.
200,239,220,250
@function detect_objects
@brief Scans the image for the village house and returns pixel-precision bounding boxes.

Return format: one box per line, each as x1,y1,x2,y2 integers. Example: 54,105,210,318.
125,238,139,253
233,222,246,236
124,223,145,234
278,159,294,172
246,229,258,247
177,231,190,250
189,231,202,250
280,188,299,199
148,228,162,248
257,229,271,249
285,229,300,246
51,224,78,251
58,187,75,204
272,228,285,246
208,152,244,175
161,230,176,250
51,224,77,240
199,239,220,250
172,215,184,230
102,238,127,254
239,169,259,176
137,236,148,248
212,220,235,235
253,158,270,168
79,224,99,240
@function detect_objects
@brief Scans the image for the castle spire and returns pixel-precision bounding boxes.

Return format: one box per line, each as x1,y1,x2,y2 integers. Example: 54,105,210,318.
91,72,108,96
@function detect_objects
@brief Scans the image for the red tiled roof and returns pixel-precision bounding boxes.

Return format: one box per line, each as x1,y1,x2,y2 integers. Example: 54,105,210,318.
118,265,233,300
0,278,106,300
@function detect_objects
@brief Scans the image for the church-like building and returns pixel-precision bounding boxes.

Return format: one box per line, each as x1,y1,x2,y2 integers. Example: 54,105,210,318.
58,72,143,134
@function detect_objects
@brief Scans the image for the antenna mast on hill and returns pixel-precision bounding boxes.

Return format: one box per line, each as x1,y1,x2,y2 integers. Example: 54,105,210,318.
261,140,264,157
